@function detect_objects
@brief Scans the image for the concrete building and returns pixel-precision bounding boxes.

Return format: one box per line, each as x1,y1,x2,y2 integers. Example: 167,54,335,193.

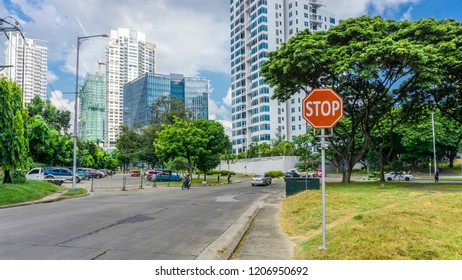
123,73,209,128
79,64,106,143
105,28,157,150
229,0,337,154
3,32,48,104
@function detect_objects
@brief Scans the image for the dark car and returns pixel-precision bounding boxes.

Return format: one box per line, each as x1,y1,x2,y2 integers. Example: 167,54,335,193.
251,173,272,186
285,171,301,177
151,171,181,182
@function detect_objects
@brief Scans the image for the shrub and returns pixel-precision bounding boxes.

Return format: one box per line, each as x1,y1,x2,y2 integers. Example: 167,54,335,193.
220,170,236,176
266,170,285,178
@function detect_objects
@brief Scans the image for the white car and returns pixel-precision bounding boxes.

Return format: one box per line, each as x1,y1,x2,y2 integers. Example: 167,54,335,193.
384,172,414,182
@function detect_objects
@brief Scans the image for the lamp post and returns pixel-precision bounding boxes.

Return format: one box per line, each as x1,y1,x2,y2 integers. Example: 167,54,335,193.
431,111,437,176
72,34,108,190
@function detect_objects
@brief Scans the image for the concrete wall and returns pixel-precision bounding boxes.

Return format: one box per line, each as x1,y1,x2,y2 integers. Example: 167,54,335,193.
218,156,300,175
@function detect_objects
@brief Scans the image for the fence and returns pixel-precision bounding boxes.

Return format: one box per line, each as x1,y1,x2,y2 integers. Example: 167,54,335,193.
83,174,175,192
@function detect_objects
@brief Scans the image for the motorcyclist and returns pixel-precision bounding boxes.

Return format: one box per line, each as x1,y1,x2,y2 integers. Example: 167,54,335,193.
182,174,191,189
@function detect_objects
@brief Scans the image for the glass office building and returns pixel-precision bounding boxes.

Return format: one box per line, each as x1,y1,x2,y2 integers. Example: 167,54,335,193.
79,72,106,143
123,73,209,128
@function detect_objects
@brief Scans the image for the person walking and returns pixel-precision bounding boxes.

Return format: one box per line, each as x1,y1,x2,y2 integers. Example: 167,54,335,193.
227,173,232,184
434,170,439,183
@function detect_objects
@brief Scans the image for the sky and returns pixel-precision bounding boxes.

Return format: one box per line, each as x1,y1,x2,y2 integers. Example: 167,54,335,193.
1,0,461,135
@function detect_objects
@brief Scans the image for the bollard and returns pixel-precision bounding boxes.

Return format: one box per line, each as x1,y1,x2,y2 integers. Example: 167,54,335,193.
140,174,144,189
90,176,94,192
122,176,127,191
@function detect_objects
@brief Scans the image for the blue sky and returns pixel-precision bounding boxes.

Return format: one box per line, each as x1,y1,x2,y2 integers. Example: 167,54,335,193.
1,0,461,134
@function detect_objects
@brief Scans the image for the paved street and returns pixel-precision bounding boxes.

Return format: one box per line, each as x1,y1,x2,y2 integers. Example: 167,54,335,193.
0,180,283,260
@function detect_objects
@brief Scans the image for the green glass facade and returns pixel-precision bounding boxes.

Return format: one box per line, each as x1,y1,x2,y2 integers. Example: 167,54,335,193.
79,73,106,143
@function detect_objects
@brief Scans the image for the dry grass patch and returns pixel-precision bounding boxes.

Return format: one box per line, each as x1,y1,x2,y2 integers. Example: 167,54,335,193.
281,182,462,259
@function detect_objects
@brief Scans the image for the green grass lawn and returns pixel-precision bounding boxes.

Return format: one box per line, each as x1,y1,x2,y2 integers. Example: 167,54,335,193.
281,182,462,260
0,180,60,206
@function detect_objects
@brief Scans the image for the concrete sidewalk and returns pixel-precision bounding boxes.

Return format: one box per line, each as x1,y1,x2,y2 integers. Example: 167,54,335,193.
233,189,294,260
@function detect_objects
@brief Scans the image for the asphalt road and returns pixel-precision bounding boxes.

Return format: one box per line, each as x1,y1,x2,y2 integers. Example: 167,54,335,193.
0,180,282,260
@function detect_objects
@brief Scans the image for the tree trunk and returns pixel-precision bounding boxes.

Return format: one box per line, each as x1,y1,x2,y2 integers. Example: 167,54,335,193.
3,170,13,184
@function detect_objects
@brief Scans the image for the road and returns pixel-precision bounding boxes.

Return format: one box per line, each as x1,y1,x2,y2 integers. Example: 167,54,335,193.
0,179,283,260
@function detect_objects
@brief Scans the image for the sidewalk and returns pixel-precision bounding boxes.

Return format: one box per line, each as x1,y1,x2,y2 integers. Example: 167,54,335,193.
233,189,294,260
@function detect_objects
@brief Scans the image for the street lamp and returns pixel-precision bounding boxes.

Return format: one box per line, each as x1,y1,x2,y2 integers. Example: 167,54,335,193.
431,111,437,176
72,34,108,189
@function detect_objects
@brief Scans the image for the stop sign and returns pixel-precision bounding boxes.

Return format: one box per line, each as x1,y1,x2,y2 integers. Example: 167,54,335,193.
302,88,343,128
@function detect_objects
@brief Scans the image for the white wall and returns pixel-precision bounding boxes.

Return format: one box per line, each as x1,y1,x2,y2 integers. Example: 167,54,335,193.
218,156,300,175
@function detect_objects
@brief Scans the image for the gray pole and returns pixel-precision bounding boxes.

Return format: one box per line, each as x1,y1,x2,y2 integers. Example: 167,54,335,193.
72,37,80,190
321,128,326,250
431,112,437,176
72,34,108,190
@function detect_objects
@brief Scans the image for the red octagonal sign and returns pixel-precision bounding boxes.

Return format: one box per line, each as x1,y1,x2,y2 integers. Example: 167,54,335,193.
302,88,344,128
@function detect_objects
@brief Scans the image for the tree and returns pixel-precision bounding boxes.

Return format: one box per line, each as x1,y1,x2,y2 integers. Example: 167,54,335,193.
115,125,143,170
193,120,231,181
154,117,207,177
293,133,318,174
261,16,450,182
0,78,29,183
27,95,71,134
149,96,194,128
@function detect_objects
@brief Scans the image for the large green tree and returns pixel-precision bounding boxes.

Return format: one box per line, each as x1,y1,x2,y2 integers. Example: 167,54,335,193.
261,16,454,182
27,95,71,134
154,117,208,177
0,78,29,183
193,120,231,180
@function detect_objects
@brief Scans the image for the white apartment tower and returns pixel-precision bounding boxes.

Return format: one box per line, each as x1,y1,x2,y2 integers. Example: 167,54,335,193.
230,0,337,154
3,32,48,104
105,28,157,150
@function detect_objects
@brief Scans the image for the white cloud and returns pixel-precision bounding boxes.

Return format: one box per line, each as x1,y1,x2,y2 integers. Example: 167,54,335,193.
208,97,232,137
223,88,232,107
323,0,420,20
47,70,58,83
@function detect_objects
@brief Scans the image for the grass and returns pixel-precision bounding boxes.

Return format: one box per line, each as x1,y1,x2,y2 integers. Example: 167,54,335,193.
280,181,462,260
0,180,60,206
61,188,88,198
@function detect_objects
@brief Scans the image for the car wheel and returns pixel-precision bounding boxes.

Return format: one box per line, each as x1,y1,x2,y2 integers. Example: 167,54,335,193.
97,175,101,179
405,177,410,181
386,177,392,181
76,177,81,183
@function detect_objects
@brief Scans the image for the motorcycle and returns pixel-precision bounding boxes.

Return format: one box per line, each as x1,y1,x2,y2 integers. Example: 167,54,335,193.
182,178,191,190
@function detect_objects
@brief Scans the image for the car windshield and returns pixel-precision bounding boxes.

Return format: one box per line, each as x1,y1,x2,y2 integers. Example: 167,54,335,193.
253,175,263,178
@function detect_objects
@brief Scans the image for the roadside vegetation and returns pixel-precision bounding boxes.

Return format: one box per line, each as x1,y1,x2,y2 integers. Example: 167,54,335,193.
281,182,462,259
0,180,60,206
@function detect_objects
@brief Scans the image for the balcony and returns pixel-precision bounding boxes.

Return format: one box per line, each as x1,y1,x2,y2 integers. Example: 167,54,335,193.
309,0,323,7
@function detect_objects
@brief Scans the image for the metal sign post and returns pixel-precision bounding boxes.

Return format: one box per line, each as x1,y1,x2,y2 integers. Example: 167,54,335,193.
302,88,344,251
321,128,327,250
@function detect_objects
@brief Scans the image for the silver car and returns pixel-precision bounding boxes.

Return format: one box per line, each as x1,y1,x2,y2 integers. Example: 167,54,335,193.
251,173,272,186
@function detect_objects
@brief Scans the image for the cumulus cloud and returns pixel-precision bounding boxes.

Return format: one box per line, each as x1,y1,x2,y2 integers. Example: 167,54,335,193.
323,0,420,20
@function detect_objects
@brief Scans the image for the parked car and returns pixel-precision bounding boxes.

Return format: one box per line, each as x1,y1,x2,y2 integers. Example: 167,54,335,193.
78,168,104,179
151,171,181,182
384,171,414,182
25,168,64,185
144,169,159,180
251,173,272,186
312,168,322,178
27,167,80,184
130,170,141,177
285,170,301,177
77,170,92,180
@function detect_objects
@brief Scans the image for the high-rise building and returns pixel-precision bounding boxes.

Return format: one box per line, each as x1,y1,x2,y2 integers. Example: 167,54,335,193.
105,28,157,150
79,64,106,143
123,73,209,128
229,0,337,154
3,32,48,104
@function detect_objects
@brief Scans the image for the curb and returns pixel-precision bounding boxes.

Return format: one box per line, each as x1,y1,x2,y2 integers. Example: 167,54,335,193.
195,191,273,260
